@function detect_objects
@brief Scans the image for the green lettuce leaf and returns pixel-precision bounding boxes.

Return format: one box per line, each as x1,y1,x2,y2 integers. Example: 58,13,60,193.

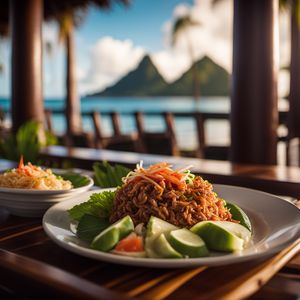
93,161,130,188
77,214,110,242
68,190,116,221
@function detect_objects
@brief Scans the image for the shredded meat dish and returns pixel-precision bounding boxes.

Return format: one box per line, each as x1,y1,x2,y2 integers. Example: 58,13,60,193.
110,174,234,228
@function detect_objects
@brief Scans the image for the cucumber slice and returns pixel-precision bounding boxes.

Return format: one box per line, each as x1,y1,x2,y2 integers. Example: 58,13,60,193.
153,233,182,258
91,215,134,252
145,216,179,258
226,202,252,232
191,221,251,252
168,228,209,258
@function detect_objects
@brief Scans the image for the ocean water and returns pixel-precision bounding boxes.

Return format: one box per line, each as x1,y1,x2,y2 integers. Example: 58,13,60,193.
0,96,288,150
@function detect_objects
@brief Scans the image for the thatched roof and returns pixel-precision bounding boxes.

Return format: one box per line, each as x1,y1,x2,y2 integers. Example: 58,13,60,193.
0,0,128,36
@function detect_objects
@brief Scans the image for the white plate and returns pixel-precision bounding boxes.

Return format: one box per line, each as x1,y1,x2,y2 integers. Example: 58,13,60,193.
43,185,300,268
0,171,94,217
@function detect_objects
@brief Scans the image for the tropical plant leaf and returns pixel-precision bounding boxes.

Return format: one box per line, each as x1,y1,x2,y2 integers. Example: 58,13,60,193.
93,161,130,188
0,121,57,163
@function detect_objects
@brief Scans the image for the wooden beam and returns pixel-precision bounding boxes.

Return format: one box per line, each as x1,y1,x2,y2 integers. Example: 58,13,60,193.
11,0,44,132
231,0,279,165
66,22,82,135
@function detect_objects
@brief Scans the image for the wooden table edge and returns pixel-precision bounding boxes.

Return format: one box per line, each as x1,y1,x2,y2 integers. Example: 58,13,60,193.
0,248,127,300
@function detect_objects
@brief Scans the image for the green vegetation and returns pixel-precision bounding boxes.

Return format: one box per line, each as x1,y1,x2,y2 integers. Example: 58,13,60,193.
93,161,130,188
68,190,116,221
0,121,57,163
57,172,91,188
76,214,110,243
90,55,230,97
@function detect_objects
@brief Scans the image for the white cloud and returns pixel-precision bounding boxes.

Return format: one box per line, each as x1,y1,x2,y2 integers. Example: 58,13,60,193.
79,37,145,94
152,0,233,82
74,0,290,96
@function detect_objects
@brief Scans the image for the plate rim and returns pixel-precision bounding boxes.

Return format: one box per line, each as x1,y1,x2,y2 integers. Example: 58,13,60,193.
42,184,300,268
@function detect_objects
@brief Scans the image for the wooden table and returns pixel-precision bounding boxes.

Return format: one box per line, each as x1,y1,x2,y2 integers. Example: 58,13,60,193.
0,157,299,299
41,146,300,198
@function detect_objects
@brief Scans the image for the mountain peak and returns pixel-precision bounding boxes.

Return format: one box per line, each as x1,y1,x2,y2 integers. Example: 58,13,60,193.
94,54,167,96
89,54,230,97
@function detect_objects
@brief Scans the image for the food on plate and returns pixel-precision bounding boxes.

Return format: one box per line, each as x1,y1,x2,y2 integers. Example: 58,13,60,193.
225,202,252,231
110,162,234,227
152,232,183,258
0,157,73,190
76,214,110,243
191,221,251,252
168,228,209,258
68,162,252,259
91,215,134,252
145,216,179,258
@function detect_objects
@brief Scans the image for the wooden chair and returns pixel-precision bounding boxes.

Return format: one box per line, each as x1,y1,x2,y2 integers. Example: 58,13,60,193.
44,109,94,148
194,113,229,160
134,111,180,156
90,111,140,152
44,109,53,133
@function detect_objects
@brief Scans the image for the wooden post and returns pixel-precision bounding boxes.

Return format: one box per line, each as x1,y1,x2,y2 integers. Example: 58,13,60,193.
163,112,180,156
134,111,145,135
195,113,205,158
110,112,122,136
230,0,279,165
11,0,44,133
66,22,82,135
288,0,300,139
91,111,104,149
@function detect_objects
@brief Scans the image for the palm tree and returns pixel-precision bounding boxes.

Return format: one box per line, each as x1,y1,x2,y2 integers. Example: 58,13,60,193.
56,9,87,136
171,15,201,102
0,0,128,135
52,2,128,140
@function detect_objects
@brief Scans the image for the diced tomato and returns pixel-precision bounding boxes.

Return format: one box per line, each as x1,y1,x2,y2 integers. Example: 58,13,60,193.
115,234,144,252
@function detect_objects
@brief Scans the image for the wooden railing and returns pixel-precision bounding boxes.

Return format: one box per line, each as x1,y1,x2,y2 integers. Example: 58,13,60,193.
0,107,290,161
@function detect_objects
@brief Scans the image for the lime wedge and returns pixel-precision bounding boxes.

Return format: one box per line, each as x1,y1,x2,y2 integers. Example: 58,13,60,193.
91,215,134,252
191,221,251,252
145,216,179,258
168,228,209,258
152,233,182,258
226,202,252,232
146,216,178,237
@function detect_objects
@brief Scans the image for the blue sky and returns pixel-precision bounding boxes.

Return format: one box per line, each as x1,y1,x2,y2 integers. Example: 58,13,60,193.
78,0,193,52
0,0,289,98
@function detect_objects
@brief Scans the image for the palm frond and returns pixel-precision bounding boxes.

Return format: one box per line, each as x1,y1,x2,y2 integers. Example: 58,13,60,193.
172,15,201,46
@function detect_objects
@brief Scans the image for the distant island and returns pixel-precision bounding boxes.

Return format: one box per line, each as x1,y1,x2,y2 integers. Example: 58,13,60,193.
88,55,230,97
